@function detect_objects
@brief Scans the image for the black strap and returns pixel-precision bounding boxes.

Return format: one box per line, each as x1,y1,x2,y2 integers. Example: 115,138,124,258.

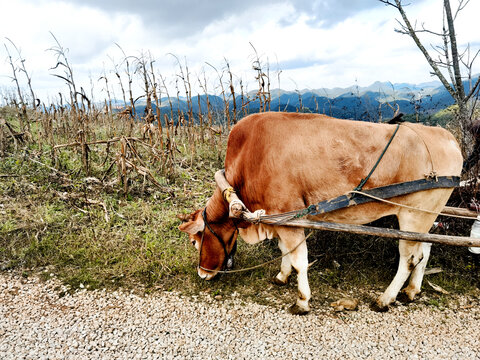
200,208,238,271
202,208,227,253
310,176,460,216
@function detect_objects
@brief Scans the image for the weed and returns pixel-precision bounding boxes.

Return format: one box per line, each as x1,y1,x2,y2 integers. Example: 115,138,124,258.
0,40,478,309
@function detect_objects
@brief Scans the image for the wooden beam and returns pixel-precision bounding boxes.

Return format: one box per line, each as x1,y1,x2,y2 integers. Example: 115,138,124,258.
257,218,480,248
442,206,478,218
214,167,479,247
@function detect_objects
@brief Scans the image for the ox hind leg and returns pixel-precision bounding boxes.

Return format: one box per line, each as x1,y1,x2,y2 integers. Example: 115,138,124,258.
275,227,311,315
401,242,432,302
376,208,437,311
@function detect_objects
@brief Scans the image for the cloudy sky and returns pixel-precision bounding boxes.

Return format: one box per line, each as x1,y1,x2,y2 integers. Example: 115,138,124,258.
1,0,479,103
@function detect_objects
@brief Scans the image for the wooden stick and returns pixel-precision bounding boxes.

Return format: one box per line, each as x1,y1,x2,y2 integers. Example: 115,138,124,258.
442,206,478,218
214,169,245,217
53,137,122,149
258,218,480,248
53,136,161,151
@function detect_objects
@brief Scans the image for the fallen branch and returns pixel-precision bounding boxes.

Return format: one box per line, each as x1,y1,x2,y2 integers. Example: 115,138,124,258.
56,191,110,222
18,153,71,180
53,137,124,149
427,280,449,294
53,136,164,151
424,267,443,276
87,198,110,222
124,158,164,190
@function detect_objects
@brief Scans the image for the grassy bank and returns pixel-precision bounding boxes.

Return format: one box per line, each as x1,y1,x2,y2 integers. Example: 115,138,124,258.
1,106,479,310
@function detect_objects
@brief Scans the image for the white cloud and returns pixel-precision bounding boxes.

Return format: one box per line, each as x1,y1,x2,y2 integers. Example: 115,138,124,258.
1,0,479,103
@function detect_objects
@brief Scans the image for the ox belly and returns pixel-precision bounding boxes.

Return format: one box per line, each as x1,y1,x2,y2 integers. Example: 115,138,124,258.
239,224,276,244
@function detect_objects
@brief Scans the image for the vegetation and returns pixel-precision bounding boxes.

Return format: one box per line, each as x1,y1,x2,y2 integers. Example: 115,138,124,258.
0,34,479,308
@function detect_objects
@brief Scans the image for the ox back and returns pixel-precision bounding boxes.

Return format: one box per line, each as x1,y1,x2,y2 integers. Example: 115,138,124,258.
224,112,462,226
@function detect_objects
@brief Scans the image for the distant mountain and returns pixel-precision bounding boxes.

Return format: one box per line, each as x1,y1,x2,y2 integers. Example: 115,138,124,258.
126,76,477,124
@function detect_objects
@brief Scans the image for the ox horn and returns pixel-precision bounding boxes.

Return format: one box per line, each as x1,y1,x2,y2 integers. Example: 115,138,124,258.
393,103,400,117
176,213,193,222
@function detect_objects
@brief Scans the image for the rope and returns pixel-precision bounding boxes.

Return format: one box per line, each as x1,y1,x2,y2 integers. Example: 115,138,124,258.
354,123,400,192
242,205,317,225
204,231,314,274
348,190,475,220
401,123,437,176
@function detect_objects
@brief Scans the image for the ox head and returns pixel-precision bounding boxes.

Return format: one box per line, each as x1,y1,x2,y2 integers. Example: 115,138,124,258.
178,208,238,280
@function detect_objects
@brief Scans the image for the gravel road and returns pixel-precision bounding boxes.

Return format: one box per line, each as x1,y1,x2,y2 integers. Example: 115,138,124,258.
0,272,479,360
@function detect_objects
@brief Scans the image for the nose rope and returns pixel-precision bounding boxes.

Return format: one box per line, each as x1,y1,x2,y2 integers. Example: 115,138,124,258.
198,231,315,275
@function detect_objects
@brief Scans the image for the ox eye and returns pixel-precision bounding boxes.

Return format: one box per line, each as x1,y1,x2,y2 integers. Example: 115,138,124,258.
191,239,197,246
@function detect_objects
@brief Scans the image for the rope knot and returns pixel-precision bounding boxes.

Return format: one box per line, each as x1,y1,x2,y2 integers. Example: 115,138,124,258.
242,209,266,224
222,187,236,202
425,171,438,182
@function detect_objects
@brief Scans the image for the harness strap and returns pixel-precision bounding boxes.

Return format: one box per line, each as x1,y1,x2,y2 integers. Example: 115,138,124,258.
202,208,228,256
401,123,437,176
354,124,400,192
311,176,459,216
200,207,239,272
250,176,460,224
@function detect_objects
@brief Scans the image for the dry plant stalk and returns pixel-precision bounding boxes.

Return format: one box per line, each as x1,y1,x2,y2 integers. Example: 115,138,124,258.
149,59,164,150
4,42,31,136
206,62,231,131
225,59,237,125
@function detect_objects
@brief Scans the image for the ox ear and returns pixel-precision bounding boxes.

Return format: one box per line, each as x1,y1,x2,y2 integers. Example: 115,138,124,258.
178,211,205,235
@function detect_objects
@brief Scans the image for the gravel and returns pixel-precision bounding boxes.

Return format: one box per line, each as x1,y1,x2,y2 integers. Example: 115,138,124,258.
1,272,479,359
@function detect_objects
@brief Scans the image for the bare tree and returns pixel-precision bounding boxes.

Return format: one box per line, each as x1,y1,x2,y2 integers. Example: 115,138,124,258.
380,0,480,128
4,38,37,110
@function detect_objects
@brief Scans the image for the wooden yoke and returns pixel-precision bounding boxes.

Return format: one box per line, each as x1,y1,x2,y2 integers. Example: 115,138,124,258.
214,170,245,218
214,169,265,221
213,169,480,249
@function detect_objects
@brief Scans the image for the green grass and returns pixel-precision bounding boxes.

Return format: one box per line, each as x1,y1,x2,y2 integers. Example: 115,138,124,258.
1,106,479,310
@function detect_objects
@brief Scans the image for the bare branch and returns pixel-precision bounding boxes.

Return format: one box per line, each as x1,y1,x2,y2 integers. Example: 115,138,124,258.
390,0,456,98
454,0,470,19
444,0,466,101
379,0,400,9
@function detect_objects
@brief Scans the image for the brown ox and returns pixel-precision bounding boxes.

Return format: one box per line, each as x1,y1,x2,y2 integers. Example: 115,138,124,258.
179,112,462,314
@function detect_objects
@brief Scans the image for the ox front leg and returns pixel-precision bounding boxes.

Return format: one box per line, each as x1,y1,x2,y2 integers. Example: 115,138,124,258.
276,228,311,315
273,240,292,286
